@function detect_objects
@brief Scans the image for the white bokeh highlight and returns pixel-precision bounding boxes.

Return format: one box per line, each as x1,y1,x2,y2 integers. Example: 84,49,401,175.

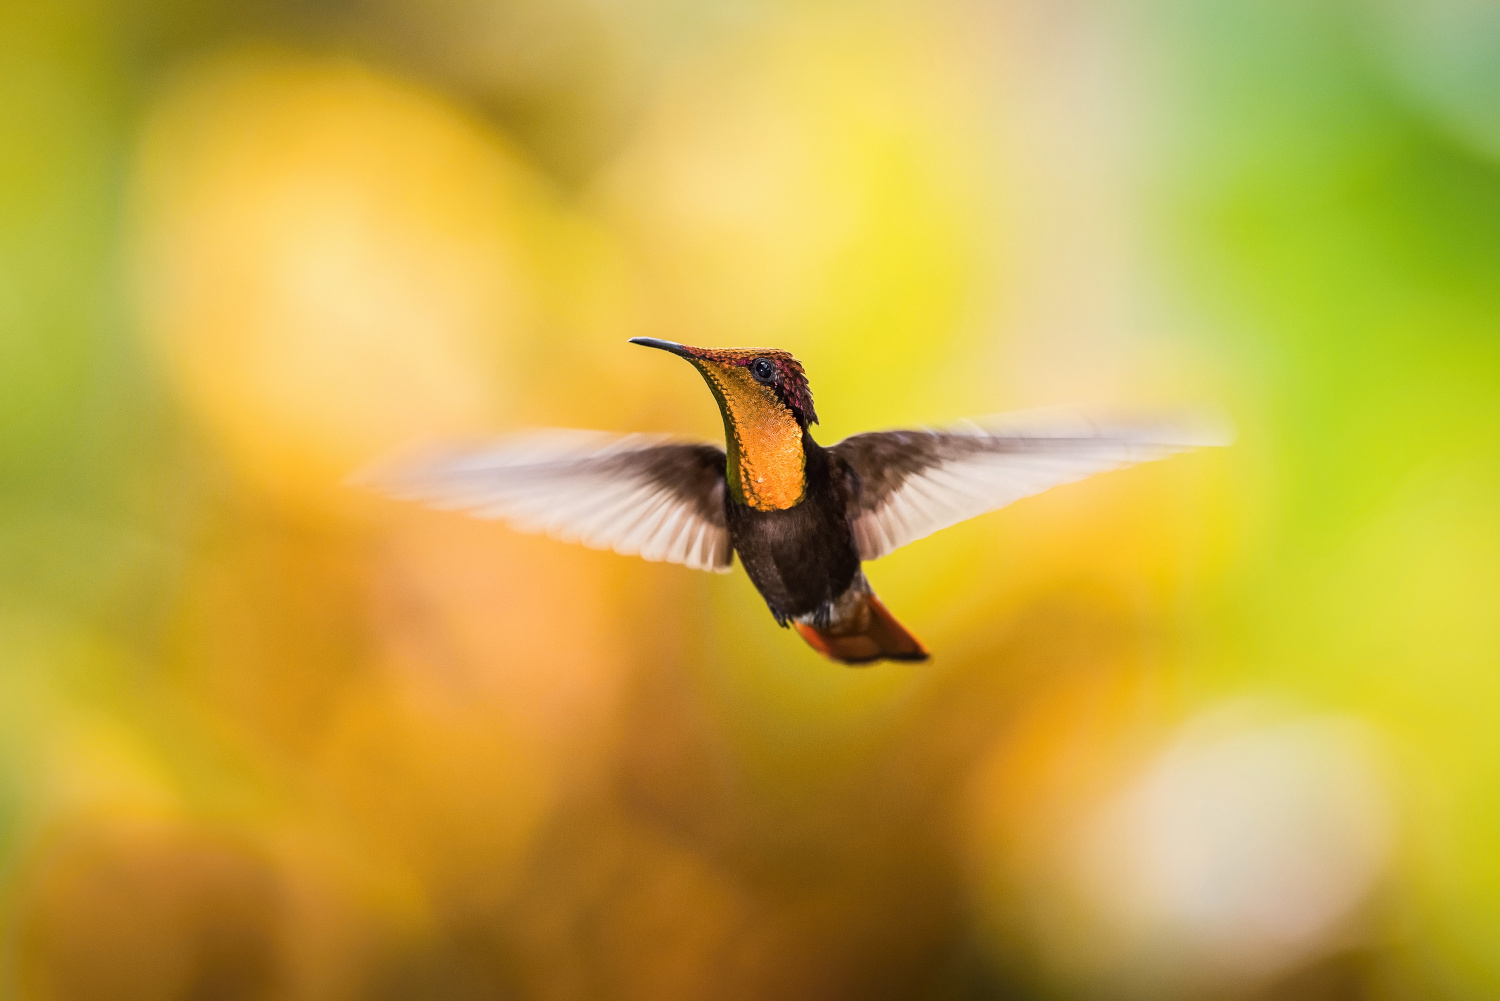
1072,703,1395,986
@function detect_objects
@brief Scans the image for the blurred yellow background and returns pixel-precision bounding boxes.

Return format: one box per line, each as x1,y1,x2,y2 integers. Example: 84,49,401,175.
2,0,1499,998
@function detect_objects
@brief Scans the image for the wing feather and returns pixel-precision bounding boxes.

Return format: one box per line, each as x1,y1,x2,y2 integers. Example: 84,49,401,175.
831,411,1230,560
364,431,733,572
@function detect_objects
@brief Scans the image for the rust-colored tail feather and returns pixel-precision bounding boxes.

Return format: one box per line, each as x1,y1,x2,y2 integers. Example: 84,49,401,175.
793,593,929,665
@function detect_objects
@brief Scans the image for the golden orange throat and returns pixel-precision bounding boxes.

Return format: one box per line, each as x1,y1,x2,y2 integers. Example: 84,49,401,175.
730,406,805,510
694,360,807,511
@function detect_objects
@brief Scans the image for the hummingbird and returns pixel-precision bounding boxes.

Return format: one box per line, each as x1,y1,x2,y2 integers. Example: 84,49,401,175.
374,340,1225,664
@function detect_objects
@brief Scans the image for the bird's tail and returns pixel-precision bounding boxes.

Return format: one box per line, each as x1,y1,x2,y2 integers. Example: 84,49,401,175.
793,591,929,666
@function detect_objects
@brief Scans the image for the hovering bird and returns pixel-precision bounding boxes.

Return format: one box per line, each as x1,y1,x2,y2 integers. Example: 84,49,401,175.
373,340,1226,664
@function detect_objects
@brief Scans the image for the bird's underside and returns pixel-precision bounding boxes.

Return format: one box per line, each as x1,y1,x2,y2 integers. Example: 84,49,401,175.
368,411,1226,665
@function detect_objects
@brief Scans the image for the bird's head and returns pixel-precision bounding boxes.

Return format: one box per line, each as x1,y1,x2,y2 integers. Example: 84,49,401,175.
629,338,818,430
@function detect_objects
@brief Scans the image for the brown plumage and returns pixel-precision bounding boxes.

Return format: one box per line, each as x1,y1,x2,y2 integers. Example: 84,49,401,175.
368,340,1229,665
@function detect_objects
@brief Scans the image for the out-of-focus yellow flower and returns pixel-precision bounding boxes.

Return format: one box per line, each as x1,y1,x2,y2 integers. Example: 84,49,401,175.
133,52,551,509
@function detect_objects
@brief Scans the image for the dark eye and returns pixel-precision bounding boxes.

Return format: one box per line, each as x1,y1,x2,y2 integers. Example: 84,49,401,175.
749,358,778,384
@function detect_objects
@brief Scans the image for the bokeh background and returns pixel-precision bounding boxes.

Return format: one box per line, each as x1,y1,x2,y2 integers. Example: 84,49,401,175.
3,0,1499,998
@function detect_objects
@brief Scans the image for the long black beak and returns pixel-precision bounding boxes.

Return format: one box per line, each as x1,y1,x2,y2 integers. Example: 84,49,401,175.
628,337,694,359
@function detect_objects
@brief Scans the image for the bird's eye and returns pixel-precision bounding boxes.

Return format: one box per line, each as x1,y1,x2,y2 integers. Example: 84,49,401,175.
749,358,778,384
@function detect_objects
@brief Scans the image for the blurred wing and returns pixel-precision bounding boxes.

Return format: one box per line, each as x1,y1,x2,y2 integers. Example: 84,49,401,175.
831,412,1230,560
367,431,734,572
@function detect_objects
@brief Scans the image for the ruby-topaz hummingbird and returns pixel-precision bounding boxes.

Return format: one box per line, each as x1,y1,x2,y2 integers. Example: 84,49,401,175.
375,340,1226,664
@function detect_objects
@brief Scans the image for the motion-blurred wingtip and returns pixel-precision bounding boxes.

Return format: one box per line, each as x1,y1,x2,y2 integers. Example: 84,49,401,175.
343,444,452,501
963,406,1236,449
1181,409,1237,449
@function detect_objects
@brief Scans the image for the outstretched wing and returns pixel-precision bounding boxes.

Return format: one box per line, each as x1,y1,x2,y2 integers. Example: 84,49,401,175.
831,412,1229,560
366,431,734,572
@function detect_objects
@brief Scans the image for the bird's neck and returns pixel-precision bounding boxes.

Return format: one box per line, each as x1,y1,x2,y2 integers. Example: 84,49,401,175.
719,408,808,511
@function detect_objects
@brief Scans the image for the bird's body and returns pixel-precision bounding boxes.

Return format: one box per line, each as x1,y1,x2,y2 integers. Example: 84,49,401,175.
373,340,1226,664
725,435,858,625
